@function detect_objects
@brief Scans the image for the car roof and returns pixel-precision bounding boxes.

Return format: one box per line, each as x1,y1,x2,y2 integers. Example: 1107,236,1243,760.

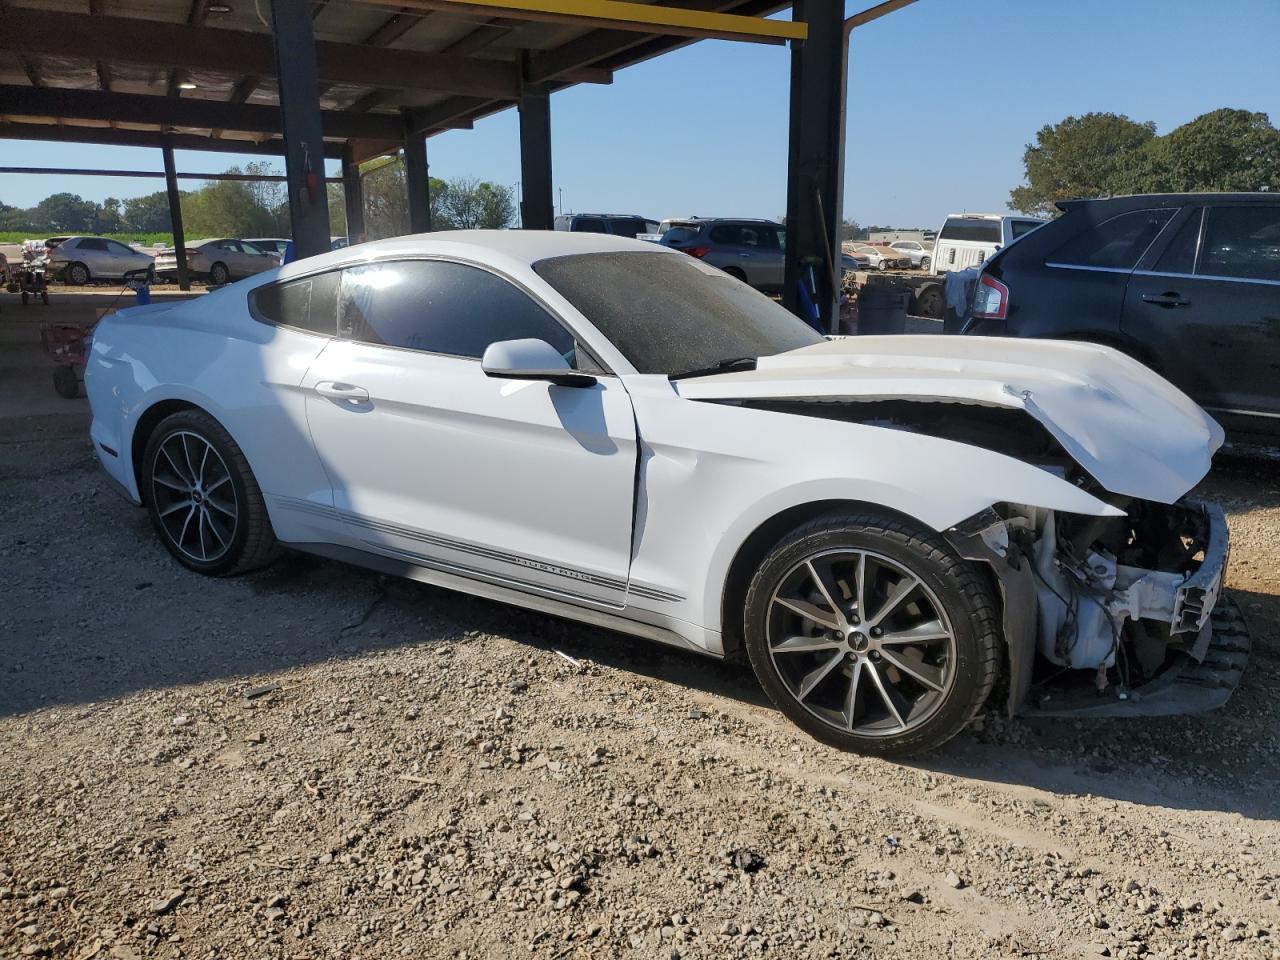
942,213,1045,221
1055,192,1280,213
274,229,676,280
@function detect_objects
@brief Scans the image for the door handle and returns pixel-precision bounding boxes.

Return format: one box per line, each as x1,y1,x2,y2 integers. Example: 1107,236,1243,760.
1141,292,1190,308
739,252,753,258
315,381,369,402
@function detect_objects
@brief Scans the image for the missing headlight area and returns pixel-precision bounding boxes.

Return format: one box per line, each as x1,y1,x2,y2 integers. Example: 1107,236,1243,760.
961,499,1246,719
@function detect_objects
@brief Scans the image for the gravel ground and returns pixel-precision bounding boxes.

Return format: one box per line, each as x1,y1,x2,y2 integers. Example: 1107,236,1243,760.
1,313,1277,959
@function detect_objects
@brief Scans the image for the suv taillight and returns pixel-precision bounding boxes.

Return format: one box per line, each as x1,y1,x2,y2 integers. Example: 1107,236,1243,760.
972,273,1009,320
684,246,711,259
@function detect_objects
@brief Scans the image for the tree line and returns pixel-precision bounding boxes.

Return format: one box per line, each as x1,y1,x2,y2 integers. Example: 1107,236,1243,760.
0,158,517,239
1009,107,1280,216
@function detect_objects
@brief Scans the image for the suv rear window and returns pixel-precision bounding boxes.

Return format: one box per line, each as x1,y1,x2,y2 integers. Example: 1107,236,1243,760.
938,218,1001,243
663,226,701,244
1049,209,1174,270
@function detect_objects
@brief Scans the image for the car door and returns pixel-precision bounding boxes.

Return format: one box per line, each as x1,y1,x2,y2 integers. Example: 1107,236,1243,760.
1124,203,1280,431
301,257,639,608
75,237,110,276
106,240,147,278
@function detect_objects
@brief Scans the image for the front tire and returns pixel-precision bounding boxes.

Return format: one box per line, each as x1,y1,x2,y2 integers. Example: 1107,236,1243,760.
743,511,999,757
141,410,279,575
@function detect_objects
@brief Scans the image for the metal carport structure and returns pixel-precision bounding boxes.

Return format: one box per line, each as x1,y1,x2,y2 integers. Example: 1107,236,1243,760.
0,0,910,325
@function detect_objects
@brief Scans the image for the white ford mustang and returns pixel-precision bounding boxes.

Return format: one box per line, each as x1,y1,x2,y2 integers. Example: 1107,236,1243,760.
86,231,1246,756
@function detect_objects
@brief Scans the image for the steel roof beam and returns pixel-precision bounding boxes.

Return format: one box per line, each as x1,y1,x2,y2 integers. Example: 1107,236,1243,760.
0,121,345,157
0,85,405,139
0,8,519,99
356,0,806,43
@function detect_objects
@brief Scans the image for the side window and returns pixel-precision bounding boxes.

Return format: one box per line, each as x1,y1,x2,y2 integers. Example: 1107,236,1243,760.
572,218,607,234
1199,206,1280,282
80,238,108,251
249,270,340,336
1152,209,1202,275
709,225,741,245
608,218,647,238
106,240,133,255
337,260,576,361
1049,209,1174,270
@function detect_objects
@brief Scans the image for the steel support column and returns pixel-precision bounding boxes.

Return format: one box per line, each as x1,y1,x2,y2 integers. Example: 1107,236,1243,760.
402,112,431,233
269,0,331,259
161,143,190,292
782,0,847,331
341,143,365,242
518,68,554,230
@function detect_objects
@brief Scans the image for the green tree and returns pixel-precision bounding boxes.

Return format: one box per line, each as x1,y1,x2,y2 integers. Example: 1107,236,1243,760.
1121,108,1280,194
92,197,123,233
437,177,516,229
31,192,97,232
122,191,175,232
182,169,277,237
1008,113,1157,215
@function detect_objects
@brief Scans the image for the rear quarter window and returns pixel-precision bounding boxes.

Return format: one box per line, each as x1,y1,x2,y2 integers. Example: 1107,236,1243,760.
249,270,340,336
1048,209,1174,270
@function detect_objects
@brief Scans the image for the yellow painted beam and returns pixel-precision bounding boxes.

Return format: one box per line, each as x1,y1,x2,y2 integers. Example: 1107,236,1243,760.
356,0,807,44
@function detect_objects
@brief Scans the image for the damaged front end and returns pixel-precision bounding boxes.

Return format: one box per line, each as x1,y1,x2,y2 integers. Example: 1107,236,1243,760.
950,499,1249,718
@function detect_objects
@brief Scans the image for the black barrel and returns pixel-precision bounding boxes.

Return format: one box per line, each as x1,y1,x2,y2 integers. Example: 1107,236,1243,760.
856,285,911,335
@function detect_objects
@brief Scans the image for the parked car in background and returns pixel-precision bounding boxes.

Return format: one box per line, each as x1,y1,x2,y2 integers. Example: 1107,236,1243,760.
153,239,279,286
638,217,703,242
85,230,1240,757
246,238,291,257
47,236,155,285
930,213,1047,276
890,240,932,270
843,250,871,271
845,243,910,271
661,218,786,292
956,193,1280,445
554,214,658,239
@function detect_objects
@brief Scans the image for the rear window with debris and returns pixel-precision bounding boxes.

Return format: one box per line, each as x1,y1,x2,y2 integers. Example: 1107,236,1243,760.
534,251,824,375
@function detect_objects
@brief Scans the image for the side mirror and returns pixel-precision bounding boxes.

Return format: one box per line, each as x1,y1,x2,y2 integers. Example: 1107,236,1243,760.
481,338,596,388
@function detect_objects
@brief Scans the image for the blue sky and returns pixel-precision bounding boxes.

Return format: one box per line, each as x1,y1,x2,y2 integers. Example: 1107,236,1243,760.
3,0,1278,230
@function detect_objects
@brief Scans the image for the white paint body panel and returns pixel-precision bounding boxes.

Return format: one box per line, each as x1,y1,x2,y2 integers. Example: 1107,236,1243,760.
84,230,1222,657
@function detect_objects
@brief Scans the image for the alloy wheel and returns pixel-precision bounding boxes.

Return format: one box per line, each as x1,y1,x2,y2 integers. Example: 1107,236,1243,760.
150,431,239,563
766,549,957,738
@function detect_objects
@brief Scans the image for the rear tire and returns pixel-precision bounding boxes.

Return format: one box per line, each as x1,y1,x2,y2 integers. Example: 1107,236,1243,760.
67,262,90,286
921,256,932,272
912,284,944,319
208,262,230,286
52,365,80,399
724,266,748,283
141,409,280,576
742,510,1000,757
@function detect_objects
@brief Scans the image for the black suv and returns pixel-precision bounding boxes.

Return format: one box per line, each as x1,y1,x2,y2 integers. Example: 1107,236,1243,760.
956,193,1280,443
553,213,657,238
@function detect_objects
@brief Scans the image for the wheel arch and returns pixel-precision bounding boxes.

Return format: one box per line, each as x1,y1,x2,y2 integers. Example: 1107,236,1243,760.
717,498,928,661
129,398,210,504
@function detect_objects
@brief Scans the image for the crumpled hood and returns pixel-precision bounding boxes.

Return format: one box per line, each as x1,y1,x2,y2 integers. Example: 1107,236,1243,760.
675,335,1223,504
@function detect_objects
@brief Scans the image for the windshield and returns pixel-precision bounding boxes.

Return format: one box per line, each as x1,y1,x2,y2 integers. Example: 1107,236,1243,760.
533,251,824,375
